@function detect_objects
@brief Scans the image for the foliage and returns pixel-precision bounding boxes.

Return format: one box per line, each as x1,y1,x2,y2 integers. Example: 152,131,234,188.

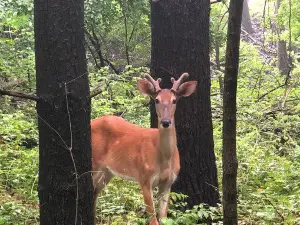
0,201,38,225
0,0,35,88
211,40,300,224
162,193,222,225
85,0,150,69
90,66,150,126
277,0,300,45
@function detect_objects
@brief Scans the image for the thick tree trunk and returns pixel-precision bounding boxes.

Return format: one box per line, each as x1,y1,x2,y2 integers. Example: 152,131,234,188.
222,0,244,225
150,0,219,207
34,0,94,224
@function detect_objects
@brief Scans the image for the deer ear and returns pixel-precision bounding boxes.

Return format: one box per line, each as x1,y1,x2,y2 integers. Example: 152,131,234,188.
177,81,197,97
137,79,156,97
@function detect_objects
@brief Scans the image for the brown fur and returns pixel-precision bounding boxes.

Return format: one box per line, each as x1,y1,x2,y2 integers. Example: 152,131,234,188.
91,75,197,225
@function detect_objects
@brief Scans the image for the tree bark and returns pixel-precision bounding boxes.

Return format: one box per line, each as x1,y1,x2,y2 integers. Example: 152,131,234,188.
222,0,244,225
34,0,94,224
278,40,289,75
241,0,253,34
150,0,219,208
275,0,289,75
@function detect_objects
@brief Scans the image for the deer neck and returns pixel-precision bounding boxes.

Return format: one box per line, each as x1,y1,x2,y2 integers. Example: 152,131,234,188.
158,120,177,162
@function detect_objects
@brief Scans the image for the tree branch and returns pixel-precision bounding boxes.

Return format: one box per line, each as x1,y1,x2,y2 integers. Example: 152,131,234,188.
90,89,103,99
210,0,222,4
85,28,120,74
256,84,285,102
86,40,101,70
0,89,39,101
102,58,120,74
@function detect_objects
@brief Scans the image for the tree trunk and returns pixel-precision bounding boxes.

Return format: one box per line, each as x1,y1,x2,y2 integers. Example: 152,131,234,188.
241,0,253,34
215,41,224,96
34,0,94,224
275,0,289,75
222,0,244,225
278,40,289,75
150,0,219,208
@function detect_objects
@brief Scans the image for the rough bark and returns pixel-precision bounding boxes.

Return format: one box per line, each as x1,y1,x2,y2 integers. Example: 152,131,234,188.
222,0,244,225
34,0,94,224
150,0,219,207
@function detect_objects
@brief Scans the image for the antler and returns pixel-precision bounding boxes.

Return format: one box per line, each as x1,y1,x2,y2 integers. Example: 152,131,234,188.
171,72,189,92
144,73,162,93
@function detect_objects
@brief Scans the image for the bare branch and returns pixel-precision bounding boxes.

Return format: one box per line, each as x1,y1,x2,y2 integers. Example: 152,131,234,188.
210,0,222,4
90,89,103,99
256,84,285,102
0,89,39,101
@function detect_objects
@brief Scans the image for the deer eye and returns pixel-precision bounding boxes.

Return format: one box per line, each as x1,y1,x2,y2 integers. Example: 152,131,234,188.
155,99,160,104
172,99,177,104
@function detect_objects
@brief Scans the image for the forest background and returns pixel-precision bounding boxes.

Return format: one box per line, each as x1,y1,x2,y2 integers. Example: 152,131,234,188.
0,0,299,224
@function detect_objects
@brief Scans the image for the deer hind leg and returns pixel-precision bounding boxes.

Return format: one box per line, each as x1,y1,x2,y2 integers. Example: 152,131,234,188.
141,182,159,225
157,183,171,223
92,165,113,224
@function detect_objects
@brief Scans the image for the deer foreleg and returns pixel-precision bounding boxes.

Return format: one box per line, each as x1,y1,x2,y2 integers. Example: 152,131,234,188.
157,184,171,221
141,183,159,225
92,166,113,225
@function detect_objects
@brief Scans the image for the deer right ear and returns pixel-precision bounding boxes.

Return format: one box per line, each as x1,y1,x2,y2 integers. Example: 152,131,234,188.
137,79,156,98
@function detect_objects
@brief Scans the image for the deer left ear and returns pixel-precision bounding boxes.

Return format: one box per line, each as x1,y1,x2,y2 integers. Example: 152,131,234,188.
177,81,197,97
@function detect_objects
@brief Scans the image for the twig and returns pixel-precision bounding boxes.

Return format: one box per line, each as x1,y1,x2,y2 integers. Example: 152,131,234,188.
90,89,103,99
210,0,222,4
37,114,69,149
261,192,285,222
256,84,285,102
0,89,39,101
64,83,79,225
103,58,120,75
241,28,257,44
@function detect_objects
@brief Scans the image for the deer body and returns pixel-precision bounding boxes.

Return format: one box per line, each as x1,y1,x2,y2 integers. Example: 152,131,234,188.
92,115,180,185
92,73,197,225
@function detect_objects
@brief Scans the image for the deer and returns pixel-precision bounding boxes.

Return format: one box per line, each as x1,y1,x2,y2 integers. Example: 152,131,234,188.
91,72,197,225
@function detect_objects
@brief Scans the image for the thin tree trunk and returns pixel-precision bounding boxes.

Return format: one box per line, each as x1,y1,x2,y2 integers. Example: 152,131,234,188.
276,0,289,75
222,0,244,224
150,0,219,208
278,40,289,75
34,0,94,224
215,41,224,96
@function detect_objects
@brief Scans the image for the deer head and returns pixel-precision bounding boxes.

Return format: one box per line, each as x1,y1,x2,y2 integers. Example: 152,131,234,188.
137,72,197,129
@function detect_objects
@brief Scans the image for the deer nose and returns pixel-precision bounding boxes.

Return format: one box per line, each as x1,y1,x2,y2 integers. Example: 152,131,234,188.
161,120,171,128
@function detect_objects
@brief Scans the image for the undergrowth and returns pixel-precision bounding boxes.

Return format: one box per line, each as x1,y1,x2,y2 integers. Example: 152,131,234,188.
0,56,300,224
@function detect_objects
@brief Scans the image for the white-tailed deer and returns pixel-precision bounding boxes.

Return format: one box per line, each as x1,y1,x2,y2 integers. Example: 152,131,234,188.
91,72,197,225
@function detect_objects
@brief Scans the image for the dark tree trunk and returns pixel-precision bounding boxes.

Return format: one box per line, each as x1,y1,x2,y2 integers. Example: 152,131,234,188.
34,0,94,224
222,0,244,225
241,0,253,34
150,0,219,207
